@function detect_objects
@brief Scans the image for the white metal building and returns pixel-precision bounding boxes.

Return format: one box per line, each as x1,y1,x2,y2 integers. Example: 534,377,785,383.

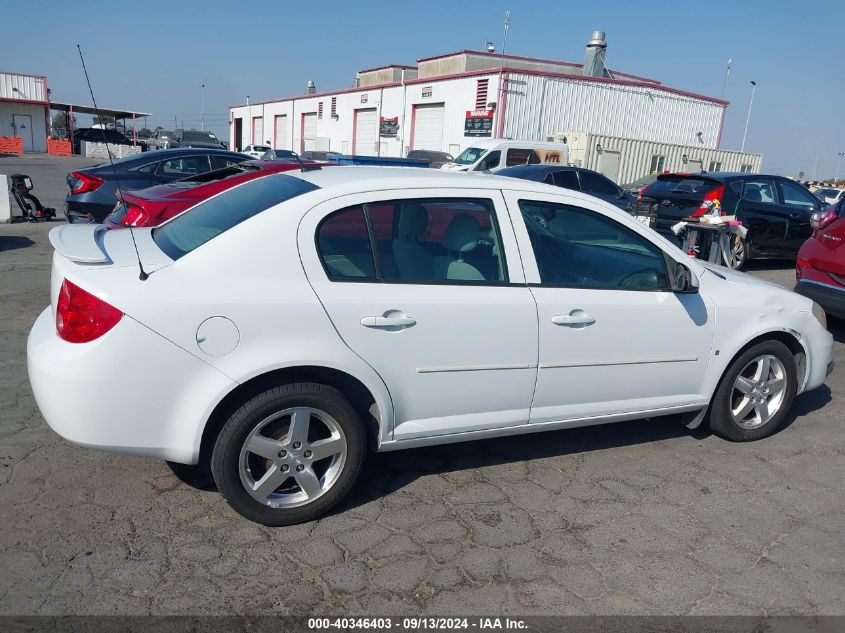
229,33,760,179
0,71,49,153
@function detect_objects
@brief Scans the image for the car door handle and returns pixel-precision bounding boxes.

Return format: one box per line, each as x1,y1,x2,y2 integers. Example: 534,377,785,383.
360,315,417,328
551,314,596,326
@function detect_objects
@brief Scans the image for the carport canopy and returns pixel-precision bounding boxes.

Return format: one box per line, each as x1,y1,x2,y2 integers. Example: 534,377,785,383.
50,101,153,142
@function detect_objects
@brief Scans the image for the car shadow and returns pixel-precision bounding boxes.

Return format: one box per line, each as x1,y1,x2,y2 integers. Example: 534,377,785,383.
743,259,794,271
0,235,35,252
169,389,834,506
828,316,845,343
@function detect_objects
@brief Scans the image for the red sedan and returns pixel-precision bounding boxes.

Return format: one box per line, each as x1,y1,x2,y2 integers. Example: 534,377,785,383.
795,199,845,320
104,160,322,229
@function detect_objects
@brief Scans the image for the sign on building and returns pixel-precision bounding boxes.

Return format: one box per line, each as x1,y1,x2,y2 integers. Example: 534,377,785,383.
379,116,399,138
464,110,494,137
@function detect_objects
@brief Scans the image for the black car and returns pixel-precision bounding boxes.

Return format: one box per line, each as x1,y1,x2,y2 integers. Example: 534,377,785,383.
65,148,253,223
170,129,225,149
71,128,134,155
407,149,454,168
639,173,823,269
498,164,636,211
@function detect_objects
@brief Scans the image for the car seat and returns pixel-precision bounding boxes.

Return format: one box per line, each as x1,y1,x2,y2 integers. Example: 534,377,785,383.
433,214,485,281
392,203,433,279
744,187,763,202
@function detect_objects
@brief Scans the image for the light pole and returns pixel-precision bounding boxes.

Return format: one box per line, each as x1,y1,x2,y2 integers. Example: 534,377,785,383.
836,151,844,183
201,83,205,130
740,80,756,153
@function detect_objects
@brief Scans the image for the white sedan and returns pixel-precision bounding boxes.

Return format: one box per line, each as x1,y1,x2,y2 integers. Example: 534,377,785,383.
28,167,834,525
241,144,271,159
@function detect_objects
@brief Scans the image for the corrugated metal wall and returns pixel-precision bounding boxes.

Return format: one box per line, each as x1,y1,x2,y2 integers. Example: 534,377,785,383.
564,132,763,185
503,73,725,149
0,72,47,102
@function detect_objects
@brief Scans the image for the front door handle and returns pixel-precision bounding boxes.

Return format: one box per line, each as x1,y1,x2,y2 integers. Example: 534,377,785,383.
361,315,417,328
552,313,596,326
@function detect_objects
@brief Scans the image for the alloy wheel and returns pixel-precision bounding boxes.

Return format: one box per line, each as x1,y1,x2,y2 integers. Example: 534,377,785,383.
730,354,788,429
238,407,347,508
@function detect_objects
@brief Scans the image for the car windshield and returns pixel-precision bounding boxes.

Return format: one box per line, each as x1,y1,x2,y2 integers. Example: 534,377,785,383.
453,147,486,165
183,131,219,143
815,188,837,197
253,146,271,152
646,176,721,198
153,173,318,260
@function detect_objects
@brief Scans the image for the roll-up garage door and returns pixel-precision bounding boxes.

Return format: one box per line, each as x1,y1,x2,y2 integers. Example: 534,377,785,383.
302,113,317,152
412,103,445,151
252,117,263,145
274,114,288,149
354,108,378,156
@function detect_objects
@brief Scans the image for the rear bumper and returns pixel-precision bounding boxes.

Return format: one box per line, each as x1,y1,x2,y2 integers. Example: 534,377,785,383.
65,198,114,223
27,308,236,464
795,280,845,320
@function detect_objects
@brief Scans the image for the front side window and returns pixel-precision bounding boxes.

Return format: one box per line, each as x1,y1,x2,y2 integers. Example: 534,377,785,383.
519,200,668,290
474,150,501,171
317,198,508,284
778,180,819,210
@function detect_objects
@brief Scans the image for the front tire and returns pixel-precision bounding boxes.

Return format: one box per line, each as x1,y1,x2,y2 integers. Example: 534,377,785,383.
708,340,797,441
211,383,365,526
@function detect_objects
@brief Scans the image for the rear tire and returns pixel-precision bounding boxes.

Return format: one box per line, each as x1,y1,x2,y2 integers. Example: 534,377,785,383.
708,340,797,441
729,235,749,270
211,383,366,526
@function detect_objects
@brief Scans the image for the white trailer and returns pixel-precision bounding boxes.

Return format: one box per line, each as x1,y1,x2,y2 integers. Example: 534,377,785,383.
556,131,763,185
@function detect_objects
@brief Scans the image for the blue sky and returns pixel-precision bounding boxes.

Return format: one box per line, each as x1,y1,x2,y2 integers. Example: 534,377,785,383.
3,0,843,178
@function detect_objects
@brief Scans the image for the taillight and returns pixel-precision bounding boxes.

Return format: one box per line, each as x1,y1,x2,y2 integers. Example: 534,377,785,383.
691,185,725,218
810,207,837,231
637,183,652,205
69,171,104,194
56,279,122,343
796,255,810,281
119,205,149,227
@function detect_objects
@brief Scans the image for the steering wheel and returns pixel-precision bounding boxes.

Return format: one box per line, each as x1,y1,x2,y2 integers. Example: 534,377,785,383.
616,268,661,289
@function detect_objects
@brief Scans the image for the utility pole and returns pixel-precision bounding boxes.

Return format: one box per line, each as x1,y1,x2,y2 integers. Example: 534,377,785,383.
836,151,844,183
496,10,511,139
721,58,731,100
201,83,205,130
740,80,756,153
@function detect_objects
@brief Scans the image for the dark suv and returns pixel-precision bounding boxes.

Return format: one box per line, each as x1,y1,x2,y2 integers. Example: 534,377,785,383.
498,164,635,211
640,173,823,269
170,129,224,149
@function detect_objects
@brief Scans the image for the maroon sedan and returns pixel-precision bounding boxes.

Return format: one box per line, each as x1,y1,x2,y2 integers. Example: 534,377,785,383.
104,160,322,229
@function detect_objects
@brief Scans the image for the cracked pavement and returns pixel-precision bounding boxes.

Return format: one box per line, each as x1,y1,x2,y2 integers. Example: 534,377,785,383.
0,156,843,615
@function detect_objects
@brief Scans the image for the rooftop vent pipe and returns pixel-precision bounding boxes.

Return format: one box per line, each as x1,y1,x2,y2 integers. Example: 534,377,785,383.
305,80,316,94
583,31,609,78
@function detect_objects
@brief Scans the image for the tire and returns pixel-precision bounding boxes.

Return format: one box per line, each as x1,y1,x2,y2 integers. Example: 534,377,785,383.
729,235,749,271
708,340,797,441
211,383,366,526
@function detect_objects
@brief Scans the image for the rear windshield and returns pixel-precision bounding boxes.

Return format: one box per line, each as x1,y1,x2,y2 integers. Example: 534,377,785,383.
152,173,318,260
645,176,721,198
815,188,838,197
182,131,219,143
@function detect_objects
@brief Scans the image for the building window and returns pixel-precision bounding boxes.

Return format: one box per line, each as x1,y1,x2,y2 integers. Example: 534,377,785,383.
740,163,754,173
649,154,666,174
318,102,324,119
708,160,722,172
475,79,489,110
331,97,337,117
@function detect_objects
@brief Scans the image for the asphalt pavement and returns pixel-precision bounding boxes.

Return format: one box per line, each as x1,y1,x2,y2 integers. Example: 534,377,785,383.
0,154,843,616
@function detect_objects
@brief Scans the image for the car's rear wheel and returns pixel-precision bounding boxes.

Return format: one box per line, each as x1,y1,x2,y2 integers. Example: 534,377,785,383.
729,235,749,270
211,383,365,526
708,340,797,441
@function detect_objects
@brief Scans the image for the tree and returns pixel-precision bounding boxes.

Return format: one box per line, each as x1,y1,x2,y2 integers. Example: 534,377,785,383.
92,114,115,127
51,111,77,131
138,127,152,137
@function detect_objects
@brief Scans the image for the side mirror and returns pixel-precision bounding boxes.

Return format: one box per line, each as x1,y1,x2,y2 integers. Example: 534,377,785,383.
667,258,700,293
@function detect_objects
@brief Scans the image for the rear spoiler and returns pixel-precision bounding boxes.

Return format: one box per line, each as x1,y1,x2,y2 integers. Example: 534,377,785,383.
48,225,110,264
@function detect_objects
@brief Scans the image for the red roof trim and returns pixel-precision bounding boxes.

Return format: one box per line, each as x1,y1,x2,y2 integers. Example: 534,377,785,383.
230,66,728,110
0,96,49,106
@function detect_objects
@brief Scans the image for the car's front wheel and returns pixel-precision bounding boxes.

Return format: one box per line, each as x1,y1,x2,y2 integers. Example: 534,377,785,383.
708,340,797,441
212,383,366,526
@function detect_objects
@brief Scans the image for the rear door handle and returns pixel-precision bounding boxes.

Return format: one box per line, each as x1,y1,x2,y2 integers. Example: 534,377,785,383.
361,315,417,328
551,314,596,326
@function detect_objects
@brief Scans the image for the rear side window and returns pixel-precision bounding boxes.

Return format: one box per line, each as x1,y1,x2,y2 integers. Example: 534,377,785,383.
506,148,541,167
552,170,580,190
153,173,318,260
578,171,619,196
741,179,776,204
317,206,375,279
157,155,212,177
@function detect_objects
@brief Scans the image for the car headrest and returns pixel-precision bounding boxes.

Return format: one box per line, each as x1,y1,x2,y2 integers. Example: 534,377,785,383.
442,213,481,253
744,187,762,202
398,203,429,237
548,217,567,239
